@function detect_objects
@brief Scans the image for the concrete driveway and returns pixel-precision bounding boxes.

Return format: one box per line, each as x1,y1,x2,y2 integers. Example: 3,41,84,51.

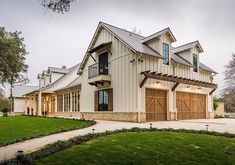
148,118,235,134
0,118,234,162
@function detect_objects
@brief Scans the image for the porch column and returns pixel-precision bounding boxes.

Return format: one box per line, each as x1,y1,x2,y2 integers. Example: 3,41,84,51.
25,96,28,115
55,95,57,112
33,94,37,115
70,92,73,112
62,93,65,112
168,90,174,120
38,91,42,116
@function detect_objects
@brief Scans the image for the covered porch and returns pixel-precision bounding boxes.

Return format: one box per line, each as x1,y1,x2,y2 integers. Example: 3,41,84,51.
25,90,56,116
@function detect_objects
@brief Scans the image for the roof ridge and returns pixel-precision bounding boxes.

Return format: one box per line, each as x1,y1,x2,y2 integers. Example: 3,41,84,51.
49,66,68,70
173,40,199,49
100,21,145,38
142,27,169,40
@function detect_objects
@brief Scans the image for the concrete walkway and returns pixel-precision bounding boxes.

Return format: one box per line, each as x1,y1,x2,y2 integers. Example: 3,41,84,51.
0,118,234,162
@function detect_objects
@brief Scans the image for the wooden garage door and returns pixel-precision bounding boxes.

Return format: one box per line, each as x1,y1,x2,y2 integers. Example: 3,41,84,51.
146,89,167,121
176,92,206,120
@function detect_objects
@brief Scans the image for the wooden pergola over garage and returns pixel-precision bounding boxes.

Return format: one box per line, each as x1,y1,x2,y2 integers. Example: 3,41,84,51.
140,70,217,95
141,70,218,121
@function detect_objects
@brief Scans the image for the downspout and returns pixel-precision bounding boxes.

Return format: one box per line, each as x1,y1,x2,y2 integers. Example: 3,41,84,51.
137,52,143,123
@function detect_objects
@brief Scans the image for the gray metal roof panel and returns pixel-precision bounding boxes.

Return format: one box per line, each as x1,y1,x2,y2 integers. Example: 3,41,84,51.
199,62,217,74
172,41,199,53
171,53,193,67
101,22,162,58
12,85,39,97
141,28,169,43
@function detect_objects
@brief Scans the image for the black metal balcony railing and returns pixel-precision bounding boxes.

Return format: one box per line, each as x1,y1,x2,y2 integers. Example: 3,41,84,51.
88,63,109,78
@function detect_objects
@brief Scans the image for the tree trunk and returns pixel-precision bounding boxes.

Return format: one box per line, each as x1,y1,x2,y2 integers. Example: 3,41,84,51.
9,79,14,114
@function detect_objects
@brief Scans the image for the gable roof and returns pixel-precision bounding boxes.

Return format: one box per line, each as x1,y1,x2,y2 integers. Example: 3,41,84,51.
12,85,38,97
42,63,81,91
78,22,163,74
172,41,204,54
101,22,162,57
141,27,176,43
78,22,215,74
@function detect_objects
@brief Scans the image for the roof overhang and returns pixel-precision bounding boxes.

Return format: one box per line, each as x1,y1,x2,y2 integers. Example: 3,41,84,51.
88,41,112,54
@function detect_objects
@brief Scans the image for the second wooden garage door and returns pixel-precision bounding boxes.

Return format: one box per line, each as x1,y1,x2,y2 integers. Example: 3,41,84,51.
146,89,167,121
176,92,206,120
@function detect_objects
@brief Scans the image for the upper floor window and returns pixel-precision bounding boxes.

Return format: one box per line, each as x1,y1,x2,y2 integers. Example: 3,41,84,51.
193,54,198,72
163,43,169,65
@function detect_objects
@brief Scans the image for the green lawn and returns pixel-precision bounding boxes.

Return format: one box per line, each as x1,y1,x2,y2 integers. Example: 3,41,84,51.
0,116,95,146
37,132,235,165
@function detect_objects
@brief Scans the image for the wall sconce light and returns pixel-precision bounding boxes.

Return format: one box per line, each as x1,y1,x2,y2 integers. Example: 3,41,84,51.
197,87,201,90
138,59,143,62
156,81,160,84
186,86,190,88
130,59,136,63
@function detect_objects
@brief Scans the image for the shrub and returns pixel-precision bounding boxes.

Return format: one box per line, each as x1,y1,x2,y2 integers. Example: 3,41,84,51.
1,107,9,117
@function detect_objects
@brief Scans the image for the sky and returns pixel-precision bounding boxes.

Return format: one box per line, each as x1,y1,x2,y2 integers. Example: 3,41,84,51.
1,0,235,96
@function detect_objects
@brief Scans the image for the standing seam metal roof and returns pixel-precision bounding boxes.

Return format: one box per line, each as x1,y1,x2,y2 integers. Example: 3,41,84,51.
78,22,216,74
172,41,203,53
101,22,162,58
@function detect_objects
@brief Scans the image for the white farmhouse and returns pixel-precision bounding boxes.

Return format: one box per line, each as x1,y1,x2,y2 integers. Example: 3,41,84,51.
24,22,217,122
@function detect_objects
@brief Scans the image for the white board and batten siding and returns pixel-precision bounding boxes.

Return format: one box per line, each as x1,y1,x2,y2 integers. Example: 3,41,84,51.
14,98,26,113
80,27,214,114
80,27,139,113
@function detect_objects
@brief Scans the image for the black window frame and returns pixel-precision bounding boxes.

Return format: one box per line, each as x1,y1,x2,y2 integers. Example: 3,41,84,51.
163,43,170,65
98,51,109,75
193,53,198,72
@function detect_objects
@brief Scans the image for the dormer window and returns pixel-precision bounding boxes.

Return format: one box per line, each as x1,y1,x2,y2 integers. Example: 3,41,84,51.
163,43,169,65
193,54,198,72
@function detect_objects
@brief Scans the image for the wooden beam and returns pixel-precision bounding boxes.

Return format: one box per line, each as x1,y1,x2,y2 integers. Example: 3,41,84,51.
142,71,218,89
209,88,217,95
140,76,148,88
90,54,96,62
172,82,180,91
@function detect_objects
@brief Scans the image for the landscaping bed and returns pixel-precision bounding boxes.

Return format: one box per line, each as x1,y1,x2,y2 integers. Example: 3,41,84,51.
3,128,235,165
0,116,95,147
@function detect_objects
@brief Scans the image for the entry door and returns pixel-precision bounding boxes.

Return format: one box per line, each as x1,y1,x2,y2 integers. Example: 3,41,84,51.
146,89,167,121
99,52,108,75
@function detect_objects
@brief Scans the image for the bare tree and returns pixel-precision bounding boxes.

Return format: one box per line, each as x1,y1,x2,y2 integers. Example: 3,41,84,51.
222,53,235,112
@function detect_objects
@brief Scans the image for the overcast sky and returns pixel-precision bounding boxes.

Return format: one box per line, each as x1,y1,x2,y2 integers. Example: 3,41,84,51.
1,0,235,96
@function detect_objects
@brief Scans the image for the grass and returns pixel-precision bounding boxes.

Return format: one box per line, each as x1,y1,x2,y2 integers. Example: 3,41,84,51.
36,131,235,165
0,116,95,146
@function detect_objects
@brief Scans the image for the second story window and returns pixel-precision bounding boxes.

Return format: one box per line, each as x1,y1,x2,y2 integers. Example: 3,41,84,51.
193,54,198,72
163,43,169,65
99,52,109,75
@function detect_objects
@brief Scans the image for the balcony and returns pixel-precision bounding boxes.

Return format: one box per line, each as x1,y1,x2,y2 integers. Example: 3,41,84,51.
88,63,111,86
